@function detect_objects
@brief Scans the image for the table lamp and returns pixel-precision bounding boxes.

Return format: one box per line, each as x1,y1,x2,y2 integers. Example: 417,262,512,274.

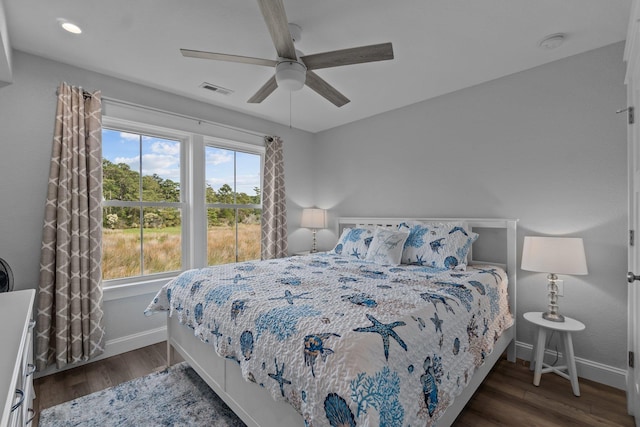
300,208,326,253
521,236,588,322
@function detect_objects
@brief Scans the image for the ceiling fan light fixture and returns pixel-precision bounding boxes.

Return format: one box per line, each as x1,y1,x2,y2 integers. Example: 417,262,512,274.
275,60,307,91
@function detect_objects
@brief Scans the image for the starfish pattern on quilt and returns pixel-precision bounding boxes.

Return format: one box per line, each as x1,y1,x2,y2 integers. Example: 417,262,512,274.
353,314,407,361
268,289,313,305
430,312,443,333
268,358,292,397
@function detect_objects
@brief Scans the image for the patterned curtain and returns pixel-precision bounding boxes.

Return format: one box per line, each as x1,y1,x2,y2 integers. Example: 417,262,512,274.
261,136,288,259
35,83,105,371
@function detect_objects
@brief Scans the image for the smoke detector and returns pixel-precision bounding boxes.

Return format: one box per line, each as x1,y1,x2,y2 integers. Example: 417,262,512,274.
538,33,566,50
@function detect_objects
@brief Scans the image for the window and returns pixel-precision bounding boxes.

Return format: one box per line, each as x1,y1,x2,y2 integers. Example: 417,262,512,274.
101,117,264,284
102,128,183,281
205,145,262,265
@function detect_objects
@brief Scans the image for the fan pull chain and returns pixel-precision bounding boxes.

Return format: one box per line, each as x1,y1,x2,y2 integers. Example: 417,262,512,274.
289,91,292,129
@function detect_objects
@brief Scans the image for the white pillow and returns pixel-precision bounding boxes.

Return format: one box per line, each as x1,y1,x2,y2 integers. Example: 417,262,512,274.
365,227,410,265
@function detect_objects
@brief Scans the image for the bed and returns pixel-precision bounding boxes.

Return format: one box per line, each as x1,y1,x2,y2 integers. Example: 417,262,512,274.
146,217,517,426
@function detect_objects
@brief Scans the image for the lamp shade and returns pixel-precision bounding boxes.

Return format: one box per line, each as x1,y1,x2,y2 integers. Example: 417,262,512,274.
521,236,588,275
300,208,326,229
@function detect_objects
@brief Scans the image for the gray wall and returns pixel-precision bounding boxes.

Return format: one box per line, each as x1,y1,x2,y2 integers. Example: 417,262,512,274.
313,42,628,370
0,51,315,355
0,43,629,376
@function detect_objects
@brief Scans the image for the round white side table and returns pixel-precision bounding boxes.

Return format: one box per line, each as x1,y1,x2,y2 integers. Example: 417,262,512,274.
523,311,585,396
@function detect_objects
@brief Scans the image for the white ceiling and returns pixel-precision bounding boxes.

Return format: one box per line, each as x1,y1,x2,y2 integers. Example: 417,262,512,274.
2,0,632,133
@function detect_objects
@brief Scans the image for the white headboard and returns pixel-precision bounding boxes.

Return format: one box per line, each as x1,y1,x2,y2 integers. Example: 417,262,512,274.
337,217,519,338
337,218,517,264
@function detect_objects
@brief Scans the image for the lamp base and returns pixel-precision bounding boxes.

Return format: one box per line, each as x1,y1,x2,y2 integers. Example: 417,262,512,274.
542,311,565,322
310,229,318,253
542,273,565,322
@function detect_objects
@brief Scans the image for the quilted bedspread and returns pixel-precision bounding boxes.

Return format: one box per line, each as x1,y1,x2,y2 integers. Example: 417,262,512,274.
145,253,513,427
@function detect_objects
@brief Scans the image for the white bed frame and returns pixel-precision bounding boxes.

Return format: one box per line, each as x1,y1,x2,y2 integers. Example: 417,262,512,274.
166,217,518,427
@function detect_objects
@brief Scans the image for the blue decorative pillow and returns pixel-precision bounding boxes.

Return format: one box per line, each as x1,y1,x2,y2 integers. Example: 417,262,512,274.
398,221,478,270
332,227,375,260
365,227,410,265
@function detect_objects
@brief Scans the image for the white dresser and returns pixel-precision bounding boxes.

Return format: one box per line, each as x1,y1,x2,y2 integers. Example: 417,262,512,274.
0,290,36,427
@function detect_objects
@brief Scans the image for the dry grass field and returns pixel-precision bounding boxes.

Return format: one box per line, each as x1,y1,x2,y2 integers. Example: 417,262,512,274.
102,224,261,280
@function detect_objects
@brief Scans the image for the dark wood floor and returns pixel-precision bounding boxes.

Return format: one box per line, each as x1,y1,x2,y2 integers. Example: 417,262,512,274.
34,342,634,426
456,358,634,427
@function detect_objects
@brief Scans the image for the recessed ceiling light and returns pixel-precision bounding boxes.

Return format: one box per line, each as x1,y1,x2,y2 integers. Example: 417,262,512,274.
538,33,565,50
59,20,82,34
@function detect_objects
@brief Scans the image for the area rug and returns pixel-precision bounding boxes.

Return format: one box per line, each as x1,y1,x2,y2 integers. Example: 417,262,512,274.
39,362,246,426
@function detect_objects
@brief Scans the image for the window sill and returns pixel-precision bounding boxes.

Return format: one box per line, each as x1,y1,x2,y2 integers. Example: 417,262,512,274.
103,276,177,301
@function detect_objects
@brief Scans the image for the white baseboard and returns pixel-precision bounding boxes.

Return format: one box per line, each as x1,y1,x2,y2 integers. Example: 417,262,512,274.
515,340,627,390
35,326,167,379
102,326,167,358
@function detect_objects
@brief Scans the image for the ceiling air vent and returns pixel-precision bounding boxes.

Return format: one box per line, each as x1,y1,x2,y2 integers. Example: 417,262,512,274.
200,82,234,96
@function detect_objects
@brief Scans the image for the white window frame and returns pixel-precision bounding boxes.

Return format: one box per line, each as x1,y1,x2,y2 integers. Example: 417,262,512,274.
203,136,265,265
102,117,191,288
100,111,265,300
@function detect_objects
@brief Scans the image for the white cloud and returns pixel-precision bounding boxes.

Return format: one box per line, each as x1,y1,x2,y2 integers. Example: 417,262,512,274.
114,155,139,165
206,150,233,166
142,154,180,181
236,174,260,187
150,140,180,156
118,132,139,141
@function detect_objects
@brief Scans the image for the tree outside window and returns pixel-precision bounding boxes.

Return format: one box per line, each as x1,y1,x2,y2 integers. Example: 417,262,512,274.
102,128,182,280
205,146,262,265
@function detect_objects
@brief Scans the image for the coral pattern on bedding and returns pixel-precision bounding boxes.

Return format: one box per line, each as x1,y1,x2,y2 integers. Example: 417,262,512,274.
146,253,513,427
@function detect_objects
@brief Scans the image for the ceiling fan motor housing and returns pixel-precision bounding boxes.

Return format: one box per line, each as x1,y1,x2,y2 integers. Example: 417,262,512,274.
275,60,307,91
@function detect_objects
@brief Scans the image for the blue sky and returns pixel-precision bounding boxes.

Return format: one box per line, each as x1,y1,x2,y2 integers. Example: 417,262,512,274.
103,129,261,196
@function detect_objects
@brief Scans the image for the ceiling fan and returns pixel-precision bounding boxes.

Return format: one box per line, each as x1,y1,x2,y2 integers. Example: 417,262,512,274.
180,0,394,107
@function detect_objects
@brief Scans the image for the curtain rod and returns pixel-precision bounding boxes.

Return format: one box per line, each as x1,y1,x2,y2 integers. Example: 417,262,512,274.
99,95,269,139
55,87,98,100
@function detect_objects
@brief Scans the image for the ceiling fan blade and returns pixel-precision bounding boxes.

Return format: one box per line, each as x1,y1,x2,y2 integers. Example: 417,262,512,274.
247,75,278,103
181,49,278,67
301,42,394,70
256,0,297,60
305,71,350,107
